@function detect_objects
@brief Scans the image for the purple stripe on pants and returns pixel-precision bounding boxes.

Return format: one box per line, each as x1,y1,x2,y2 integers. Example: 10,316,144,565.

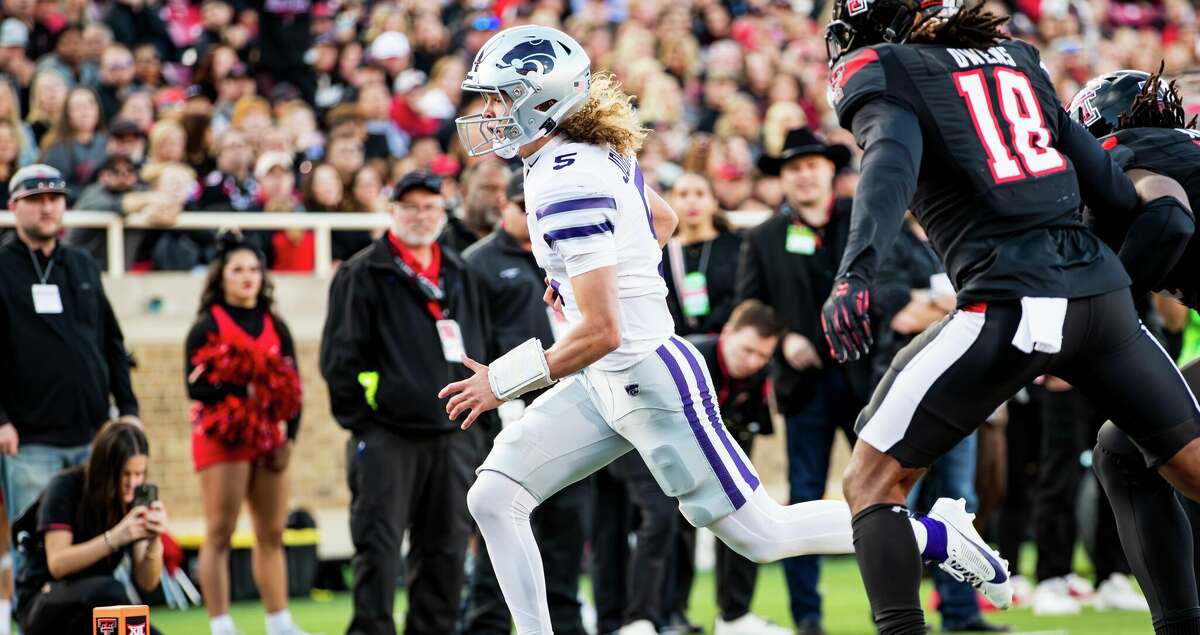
655,344,746,509
670,337,761,492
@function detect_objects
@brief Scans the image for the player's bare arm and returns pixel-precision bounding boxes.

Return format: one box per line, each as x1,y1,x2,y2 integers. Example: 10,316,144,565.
648,187,679,248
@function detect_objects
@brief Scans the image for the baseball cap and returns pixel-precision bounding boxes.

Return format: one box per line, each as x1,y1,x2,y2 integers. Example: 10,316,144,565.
109,118,144,138
0,18,27,48
9,164,67,202
391,170,442,201
369,31,410,61
506,172,524,206
254,152,293,180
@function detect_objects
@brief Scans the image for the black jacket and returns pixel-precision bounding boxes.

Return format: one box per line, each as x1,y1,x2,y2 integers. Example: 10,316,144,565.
662,231,743,337
0,240,137,446
462,228,554,357
735,199,874,412
320,236,490,436
686,334,773,439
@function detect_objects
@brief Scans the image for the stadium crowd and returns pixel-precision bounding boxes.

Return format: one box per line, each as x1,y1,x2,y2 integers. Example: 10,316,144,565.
0,0,1197,634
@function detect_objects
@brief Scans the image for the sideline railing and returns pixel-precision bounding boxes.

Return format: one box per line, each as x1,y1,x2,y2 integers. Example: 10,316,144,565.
0,209,772,278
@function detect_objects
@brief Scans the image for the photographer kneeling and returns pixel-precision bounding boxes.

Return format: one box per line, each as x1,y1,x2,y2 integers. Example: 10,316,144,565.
15,422,166,635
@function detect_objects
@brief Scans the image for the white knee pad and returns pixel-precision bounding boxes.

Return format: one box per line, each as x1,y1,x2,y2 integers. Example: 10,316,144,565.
468,470,538,528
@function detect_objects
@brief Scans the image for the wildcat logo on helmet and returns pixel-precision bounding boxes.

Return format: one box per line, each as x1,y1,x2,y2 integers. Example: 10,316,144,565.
500,39,557,76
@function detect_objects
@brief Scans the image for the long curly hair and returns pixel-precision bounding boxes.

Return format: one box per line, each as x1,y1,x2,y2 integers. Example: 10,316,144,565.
1120,62,1198,131
198,233,275,316
557,72,649,156
908,2,1009,49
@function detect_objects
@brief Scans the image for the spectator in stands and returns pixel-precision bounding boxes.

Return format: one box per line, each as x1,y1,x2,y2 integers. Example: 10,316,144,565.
662,172,742,337
145,119,184,168
14,422,166,635
357,80,409,162
326,133,366,188
105,118,145,163
301,163,370,264
94,43,133,121
130,43,160,91
0,120,22,201
320,169,488,635
25,69,65,148
254,152,311,271
104,0,175,64
671,300,789,635
0,165,139,599
114,88,153,132
735,128,858,635
40,86,106,203
181,111,214,175
35,24,94,88
185,233,311,635
0,77,35,167
344,165,386,214
440,159,508,253
69,154,177,268
461,170,591,635
196,128,257,211
0,20,34,108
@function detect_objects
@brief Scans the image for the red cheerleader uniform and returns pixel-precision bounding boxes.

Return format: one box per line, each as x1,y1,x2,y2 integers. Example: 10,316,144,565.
188,304,292,471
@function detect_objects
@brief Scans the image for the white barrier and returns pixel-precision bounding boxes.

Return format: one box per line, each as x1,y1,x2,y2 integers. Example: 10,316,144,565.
0,209,772,278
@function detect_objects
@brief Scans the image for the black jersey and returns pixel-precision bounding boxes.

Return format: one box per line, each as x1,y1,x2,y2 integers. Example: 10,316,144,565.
1102,127,1200,306
830,39,1137,302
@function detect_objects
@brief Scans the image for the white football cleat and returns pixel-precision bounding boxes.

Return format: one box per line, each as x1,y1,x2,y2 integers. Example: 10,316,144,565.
1033,576,1082,615
714,612,792,635
927,498,1014,610
1094,573,1150,611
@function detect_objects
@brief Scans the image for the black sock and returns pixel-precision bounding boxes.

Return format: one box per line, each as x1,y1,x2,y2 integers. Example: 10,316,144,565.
1095,423,1200,627
852,503,926,635
1157,616,1200,635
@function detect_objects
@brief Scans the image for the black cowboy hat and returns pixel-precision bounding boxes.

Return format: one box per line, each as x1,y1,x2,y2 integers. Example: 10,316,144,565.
757,127,852,176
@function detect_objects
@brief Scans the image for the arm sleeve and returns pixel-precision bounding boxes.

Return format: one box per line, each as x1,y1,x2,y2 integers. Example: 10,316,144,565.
1056,115,1139,219
837,98,924,283
101,283,138,417
319,267,377,432
276,318,302,441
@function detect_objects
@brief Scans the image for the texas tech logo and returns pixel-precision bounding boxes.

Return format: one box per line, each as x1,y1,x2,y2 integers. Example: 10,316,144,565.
96,617,118,635
1069,84,1101,127
847,0,869,16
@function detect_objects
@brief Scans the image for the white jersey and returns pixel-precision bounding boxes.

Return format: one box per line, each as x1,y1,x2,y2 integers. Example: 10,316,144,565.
523,136,674,371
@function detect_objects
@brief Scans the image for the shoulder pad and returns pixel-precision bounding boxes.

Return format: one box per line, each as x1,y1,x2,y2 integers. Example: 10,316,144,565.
829,47,886,130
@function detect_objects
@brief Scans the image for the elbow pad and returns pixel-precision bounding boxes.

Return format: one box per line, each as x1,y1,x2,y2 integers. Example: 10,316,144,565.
488,338,555,402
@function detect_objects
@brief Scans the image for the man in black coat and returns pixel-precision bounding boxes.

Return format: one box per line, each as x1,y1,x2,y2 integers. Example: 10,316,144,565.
320,170,490,635
0,165,139,604
460,172,591,635
734,128,868,635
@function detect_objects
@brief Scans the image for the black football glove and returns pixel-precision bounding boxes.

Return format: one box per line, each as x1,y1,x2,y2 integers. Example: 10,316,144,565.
821,275,873,363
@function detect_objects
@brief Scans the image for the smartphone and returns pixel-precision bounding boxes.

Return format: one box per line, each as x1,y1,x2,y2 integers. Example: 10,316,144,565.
132,483,158,508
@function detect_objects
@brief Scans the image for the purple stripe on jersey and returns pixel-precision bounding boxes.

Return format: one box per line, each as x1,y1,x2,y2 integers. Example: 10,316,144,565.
543,220,614,246
633,161,656,239
670,337,760,492
535,196,618,220
656,344,745,509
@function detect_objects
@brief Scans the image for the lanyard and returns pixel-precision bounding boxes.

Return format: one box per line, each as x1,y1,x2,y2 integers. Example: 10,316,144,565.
690,239,713,277
393,256,448,320
28,249,54,284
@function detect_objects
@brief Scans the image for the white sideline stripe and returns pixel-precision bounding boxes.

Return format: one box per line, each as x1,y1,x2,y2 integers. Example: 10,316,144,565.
859,311,986,453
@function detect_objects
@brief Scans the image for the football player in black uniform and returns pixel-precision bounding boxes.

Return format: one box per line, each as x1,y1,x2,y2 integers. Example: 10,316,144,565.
1068,68,1200,635
820,1,1200,633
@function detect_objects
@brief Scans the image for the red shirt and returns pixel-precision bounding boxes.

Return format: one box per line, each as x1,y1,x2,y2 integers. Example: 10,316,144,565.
387,231,444,320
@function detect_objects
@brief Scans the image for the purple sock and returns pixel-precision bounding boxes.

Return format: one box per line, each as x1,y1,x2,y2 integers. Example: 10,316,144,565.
916,514,949,563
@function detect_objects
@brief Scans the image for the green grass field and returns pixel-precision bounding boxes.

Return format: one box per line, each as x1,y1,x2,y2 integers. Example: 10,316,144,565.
150,554,1157,634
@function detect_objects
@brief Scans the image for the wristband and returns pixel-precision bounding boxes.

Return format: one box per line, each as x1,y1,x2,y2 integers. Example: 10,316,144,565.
104,530,116,553
488,338,555,401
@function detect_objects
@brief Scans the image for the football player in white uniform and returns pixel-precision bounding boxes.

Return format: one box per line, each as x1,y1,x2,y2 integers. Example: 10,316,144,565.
440,25,1012,635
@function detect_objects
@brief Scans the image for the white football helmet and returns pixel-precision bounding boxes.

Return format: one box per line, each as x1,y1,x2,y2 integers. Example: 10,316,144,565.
456,25,591,159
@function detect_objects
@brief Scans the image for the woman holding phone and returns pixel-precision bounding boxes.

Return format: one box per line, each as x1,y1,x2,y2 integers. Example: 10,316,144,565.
15,422,166,635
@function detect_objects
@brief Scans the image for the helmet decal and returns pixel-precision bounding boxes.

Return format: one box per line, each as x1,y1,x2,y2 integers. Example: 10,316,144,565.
500,39,558,77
